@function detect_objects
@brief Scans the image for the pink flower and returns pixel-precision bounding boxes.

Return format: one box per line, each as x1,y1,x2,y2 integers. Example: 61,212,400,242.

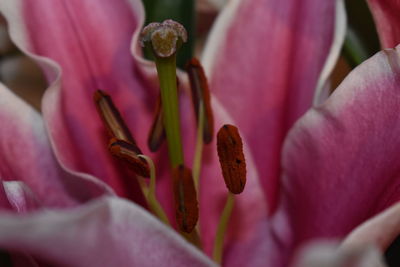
0,0,399,266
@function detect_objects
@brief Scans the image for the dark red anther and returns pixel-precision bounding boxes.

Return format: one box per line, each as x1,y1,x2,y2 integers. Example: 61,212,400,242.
186,58,214,144
216,125,246,194
109,139,150,178
147,94,166,152
94,90,137,145
173,165,199,233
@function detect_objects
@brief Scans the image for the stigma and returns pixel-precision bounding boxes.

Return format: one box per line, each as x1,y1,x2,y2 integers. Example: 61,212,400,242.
140,20,187,58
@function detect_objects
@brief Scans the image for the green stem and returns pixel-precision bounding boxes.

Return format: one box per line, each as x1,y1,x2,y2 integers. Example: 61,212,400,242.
192,103,205,191
155,55,184,167
213,193,235,264
139,155,170,225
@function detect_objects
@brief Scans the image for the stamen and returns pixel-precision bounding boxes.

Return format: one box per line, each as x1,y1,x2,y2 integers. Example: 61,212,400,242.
109,139,150,178
147,94,166,152
140,20,187,58
186,58,214,144
216,124,246,194
173,165,199,233
94,90,136,144
212,125,247,263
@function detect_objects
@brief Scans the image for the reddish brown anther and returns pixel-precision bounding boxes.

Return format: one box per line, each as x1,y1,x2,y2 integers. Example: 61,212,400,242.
109,139,150,178
186,58,214,144
217,125,246,194
173,165,199,233
94,90,137,145
147,94,166,152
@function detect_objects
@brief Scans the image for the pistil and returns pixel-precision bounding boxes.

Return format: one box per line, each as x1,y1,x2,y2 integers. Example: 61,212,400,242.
140,20,187,167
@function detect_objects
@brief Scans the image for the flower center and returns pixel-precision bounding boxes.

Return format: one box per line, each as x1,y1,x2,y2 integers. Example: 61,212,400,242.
94,20,247,265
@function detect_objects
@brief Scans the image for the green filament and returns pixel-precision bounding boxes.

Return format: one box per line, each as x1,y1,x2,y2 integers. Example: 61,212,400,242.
192,103,205,191
213,193,235,264
138,155,170,225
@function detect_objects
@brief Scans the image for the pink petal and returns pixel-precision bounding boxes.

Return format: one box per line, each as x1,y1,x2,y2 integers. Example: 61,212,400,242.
281,45,400,248
0,197,217,267
292,242,386,267
0,82,111,207
0,0,154,203
367,0,400,48
202,0,346,213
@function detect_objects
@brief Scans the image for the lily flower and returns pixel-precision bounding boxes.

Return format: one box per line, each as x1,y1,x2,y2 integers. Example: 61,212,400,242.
0,0,399,266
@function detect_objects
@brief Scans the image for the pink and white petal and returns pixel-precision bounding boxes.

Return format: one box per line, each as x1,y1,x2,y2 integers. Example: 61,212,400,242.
292,242,386,267
0,82,111,207
0,197,217,267
281,45,400,248
0,0,155,202
202,0,345,213
1,181,41,213
341,201,400,252
0,183,13,211
313,0,346,105
367,0,400,48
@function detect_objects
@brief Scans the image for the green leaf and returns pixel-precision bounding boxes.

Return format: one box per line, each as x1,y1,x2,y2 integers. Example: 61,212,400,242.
143,0,195,68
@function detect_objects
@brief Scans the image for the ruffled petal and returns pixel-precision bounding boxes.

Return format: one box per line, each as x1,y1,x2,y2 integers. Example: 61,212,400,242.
0,197,217,267
281,45,400,248
202,0,346,213
0,82,111,207
367,0,400,48
0,0,155,202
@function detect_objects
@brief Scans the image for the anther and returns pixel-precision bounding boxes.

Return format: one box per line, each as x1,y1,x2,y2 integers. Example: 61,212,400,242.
216,125,246,194
173,165,199,233
186,58,214,144
109,139,150,178
148,94,165,152
140,20,187,58
94,90,136,144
